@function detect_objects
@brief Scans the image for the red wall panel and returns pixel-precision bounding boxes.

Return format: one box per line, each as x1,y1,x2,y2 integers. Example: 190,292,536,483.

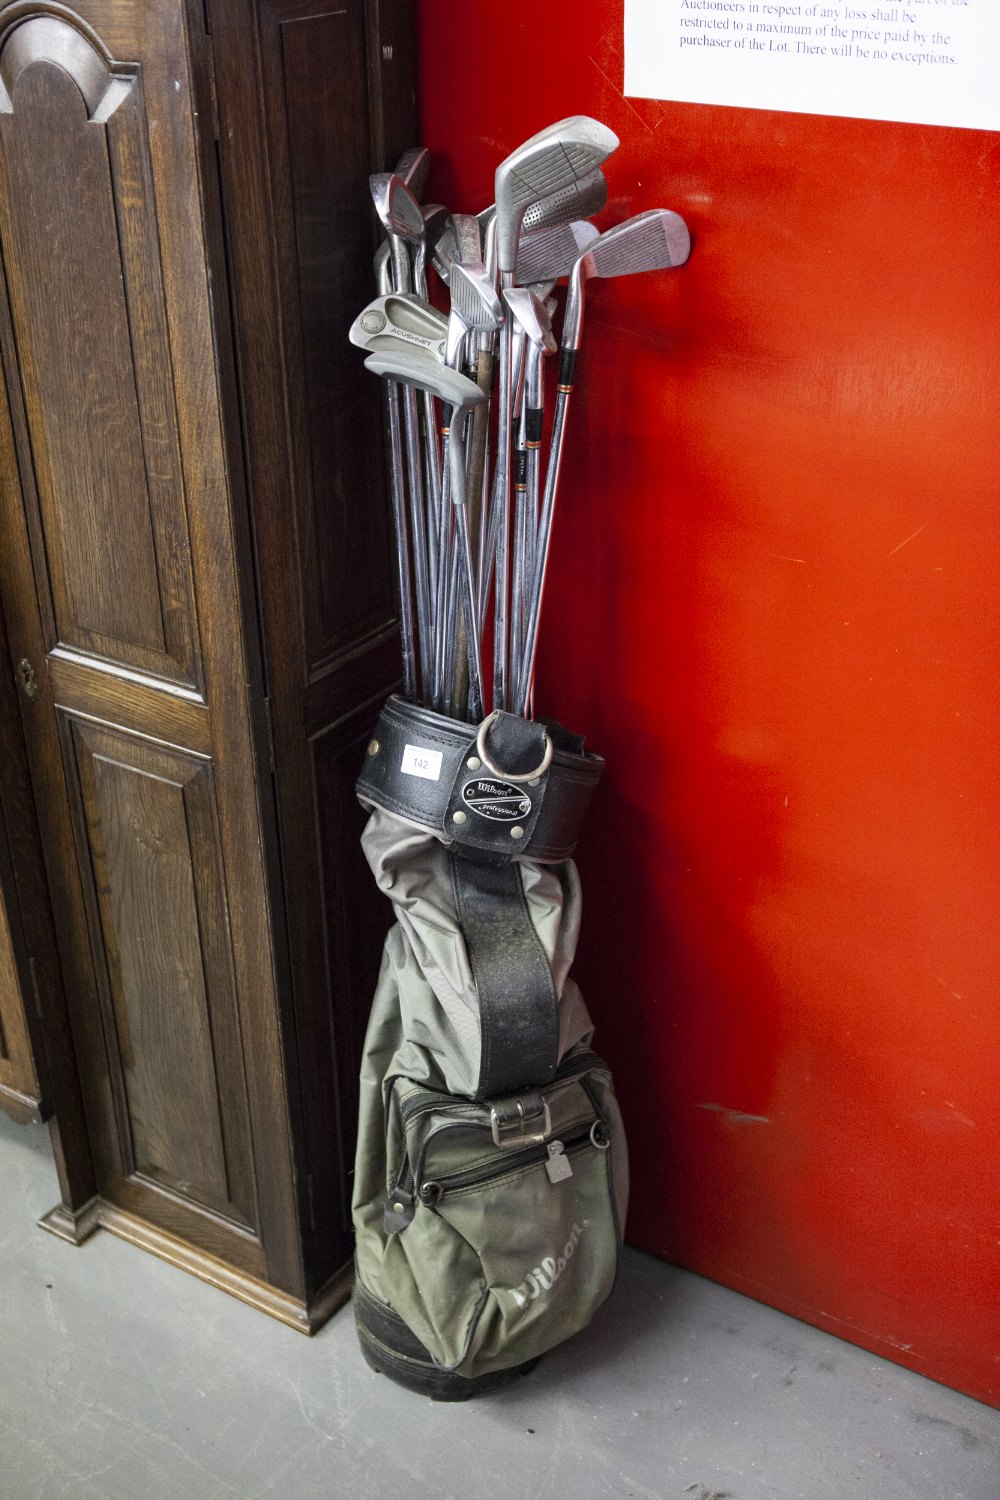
414,0,1000,1405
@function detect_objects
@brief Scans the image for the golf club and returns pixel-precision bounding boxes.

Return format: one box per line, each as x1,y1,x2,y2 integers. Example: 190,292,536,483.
513,208,691,714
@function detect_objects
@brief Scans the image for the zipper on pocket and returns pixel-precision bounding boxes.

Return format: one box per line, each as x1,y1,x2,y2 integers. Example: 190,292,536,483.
417,1119,604,1205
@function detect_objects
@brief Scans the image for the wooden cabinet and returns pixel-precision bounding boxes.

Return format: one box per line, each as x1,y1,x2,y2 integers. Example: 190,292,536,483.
0,0,413,1329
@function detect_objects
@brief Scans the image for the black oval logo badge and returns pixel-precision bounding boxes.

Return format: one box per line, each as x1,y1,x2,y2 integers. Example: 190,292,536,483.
462,777,532,823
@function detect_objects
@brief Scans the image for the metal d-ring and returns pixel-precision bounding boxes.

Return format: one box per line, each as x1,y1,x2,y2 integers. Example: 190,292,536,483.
475,710,553,784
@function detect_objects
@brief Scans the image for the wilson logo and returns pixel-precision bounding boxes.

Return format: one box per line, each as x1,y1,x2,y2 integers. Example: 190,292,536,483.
510,1222,585,1309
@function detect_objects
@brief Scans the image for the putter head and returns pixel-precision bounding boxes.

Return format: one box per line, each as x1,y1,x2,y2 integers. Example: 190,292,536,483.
494,116,619,276
522,168,608,235
349,293,447,360
563,208,692,350
370,172,425,245
393,145,431,200
364,347,486,414
503,287,557,354
515,219,600,287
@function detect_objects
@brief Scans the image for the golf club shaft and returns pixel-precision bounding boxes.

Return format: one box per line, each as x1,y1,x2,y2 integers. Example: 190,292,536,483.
491,274,515,709
382,379,418,699
513,367,575,716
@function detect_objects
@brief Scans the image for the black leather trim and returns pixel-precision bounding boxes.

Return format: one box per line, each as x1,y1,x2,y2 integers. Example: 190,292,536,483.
356,696,603,864
451,855,559,1097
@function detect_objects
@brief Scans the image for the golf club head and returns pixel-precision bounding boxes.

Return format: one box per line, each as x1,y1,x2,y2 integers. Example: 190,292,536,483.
445,260,503,366
430,213,482,287
449,261,502,335
349,293,447,360
415,204,450,294
393,146,431,201
484,177,604,285
563,208,692,350
421,204,451,254
522,168,608,235
503,287,557,354
364,347,486,414
494,116,620,276
515,219,600,287
370,171,425,246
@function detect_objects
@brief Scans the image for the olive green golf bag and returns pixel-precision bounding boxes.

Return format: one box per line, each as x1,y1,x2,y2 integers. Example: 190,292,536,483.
351,697,628,1400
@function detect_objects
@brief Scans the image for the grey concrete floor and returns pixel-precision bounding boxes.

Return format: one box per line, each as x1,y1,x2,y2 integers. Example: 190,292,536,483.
1,1111,998,1500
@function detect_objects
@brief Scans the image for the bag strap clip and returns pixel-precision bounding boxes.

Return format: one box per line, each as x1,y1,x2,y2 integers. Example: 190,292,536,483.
490,1092,553,1149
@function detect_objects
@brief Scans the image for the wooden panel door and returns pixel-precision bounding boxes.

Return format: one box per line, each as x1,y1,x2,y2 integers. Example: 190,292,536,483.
0,600,47,1121
209,0,415,1295
0,843,44,1122
0,0,300,1304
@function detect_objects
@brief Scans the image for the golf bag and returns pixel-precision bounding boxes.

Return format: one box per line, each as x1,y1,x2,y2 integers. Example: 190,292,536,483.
351,696,629,1399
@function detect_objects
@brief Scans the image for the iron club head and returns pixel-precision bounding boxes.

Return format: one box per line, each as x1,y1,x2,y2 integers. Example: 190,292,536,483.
515,219,600,288
392,146,431,201
445,260,502,367
562,208,691,351
369,171,425,245
522,168,608,235
503,287,557,355
494,116,619,277
431,213,482,287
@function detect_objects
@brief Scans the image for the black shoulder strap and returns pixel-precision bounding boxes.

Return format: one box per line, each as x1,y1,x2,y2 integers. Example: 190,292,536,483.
450,853,559,1098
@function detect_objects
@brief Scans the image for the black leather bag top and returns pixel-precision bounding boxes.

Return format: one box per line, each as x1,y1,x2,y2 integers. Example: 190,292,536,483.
356,695,604,863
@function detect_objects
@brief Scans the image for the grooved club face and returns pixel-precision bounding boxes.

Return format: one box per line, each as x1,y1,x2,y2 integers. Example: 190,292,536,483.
393,146,431,200
521,169,608,234
445,261,502,367
563,209,692,350
494,116,619,275
431,213,482,287
515,220,599,287
370,172,425,245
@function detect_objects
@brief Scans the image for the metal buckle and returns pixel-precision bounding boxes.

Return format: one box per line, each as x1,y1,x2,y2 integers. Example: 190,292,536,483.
490,1098,553,1149
476,710,554,784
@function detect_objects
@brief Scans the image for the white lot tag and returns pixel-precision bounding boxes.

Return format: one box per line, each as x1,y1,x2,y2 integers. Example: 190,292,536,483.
400,744,443,782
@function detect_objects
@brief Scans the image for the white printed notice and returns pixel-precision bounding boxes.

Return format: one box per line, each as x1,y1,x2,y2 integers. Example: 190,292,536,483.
624,0,1000,131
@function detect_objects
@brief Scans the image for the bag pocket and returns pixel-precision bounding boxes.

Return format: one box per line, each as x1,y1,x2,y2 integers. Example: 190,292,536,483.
375,1049,628,1377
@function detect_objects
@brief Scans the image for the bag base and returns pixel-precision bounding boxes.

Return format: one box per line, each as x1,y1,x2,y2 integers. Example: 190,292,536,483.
353,1277,540,1402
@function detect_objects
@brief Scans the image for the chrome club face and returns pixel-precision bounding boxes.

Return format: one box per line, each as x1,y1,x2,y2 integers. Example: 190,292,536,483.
514,220,600,288
444,261,502,369
562,209,692,351
480,169,608,285
494,116,619,277
393,145,431,200
349,294,448,361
